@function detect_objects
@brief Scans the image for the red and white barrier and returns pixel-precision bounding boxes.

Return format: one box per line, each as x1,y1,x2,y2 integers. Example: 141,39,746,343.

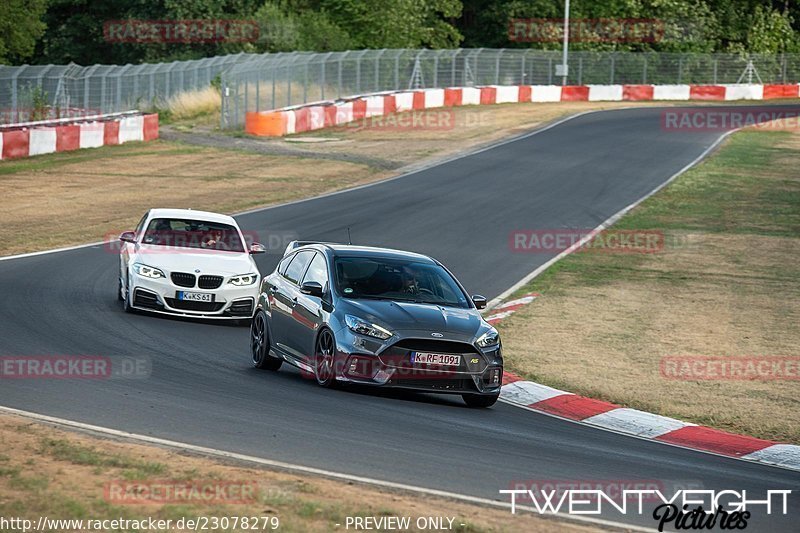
0,113,159,161
246,83,800,137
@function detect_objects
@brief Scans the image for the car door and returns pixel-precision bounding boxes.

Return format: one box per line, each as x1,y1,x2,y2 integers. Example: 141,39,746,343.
269,250,314,357
289,252,330,365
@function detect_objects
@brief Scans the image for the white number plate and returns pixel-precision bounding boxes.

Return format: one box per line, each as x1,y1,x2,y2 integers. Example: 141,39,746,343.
177,291,214,302
412,352,461,366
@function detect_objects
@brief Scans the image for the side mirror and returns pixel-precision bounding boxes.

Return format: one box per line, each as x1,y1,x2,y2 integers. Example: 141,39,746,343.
119,231,136,243
471,294,487,310
249,242,267,255
300,281,324,297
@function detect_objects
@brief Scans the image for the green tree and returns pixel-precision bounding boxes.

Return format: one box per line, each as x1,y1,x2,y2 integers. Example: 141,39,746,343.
0,0,48,64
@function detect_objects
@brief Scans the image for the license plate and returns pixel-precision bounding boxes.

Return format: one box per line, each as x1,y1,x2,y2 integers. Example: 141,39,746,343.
177,291,214,302
412,352,461,366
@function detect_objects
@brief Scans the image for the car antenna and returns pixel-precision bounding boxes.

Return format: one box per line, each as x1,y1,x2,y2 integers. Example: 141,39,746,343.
346,227,352,245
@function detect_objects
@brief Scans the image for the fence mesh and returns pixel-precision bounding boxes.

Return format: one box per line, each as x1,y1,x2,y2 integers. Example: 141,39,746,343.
1,49,799,128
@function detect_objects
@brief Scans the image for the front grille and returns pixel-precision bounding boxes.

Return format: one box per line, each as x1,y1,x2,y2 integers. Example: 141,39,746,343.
171,272,196,288
198,275,223,289
390,339,478,354
391,378,473,391
164,298,225,312
133,289,161,309
228,298,254,317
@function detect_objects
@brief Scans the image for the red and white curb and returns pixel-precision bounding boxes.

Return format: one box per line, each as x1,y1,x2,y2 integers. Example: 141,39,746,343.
489,296,800,472
0,113,159,161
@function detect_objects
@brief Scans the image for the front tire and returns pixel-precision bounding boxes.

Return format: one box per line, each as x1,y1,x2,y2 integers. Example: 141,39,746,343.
251,311,282,370
313,328,337,388
462,393,500,408
122,279,133,313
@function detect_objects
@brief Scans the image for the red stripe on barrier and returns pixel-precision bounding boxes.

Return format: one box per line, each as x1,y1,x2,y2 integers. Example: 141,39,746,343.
383,95,397,115
656,426,775,457
518,85,532,103
530,394,618,420
294,107,310,133
55,125,80,152
2,129,30,159
412,91,426,110
444,88,462,107
103,121,119,145
623,85,655,101
324,106,338,128
690,85,725,100
143,114,159,141
352,99,367,121
763,84,800,99
480,87,497,105
561,86,590,101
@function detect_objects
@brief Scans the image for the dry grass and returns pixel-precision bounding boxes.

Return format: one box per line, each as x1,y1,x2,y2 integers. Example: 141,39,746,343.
0,413,597,533
166,87,221,121
498,126,800,443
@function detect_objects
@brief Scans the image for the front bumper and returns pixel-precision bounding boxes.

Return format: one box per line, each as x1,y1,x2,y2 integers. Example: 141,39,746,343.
130,274,257,319
333,328,503,395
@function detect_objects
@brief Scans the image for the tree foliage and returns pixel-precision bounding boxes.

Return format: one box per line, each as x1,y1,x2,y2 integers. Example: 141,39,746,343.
0,0,48,64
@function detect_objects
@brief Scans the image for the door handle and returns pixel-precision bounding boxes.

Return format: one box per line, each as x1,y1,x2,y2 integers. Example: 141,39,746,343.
291,296,298,307
269,286,279,294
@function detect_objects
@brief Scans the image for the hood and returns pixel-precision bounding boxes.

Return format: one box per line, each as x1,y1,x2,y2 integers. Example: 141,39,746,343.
340,298,484,341
134,245,257,277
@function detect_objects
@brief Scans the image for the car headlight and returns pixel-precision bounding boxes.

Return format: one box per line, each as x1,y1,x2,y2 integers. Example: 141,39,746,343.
133,263,165,279
476,328,500,348
345,315,393,340
228,273,258,286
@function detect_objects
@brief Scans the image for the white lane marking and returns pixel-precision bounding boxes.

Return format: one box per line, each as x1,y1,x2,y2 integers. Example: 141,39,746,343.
486,127,737,310
582,408,693,439
0,404,650,532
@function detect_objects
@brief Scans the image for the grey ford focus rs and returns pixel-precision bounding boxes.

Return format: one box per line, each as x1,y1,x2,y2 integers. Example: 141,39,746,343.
250,241,503,407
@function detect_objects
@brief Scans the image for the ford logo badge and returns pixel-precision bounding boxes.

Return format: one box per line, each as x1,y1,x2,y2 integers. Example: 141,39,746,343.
431,332,444,338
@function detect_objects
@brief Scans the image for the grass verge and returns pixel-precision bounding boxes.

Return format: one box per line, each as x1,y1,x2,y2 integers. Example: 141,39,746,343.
498,126,800,443
0,414,597,532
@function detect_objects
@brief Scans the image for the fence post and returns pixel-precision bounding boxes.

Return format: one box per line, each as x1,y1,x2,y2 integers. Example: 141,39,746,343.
303,59,308,103
678,56,683,84
643,56,648,84
495,49,504,84
578,56,583,85
610,55,615,84
713,59,718,84
548,57,553,84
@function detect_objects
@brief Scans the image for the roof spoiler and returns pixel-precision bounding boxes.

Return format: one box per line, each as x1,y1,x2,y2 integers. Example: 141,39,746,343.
282,240,338,256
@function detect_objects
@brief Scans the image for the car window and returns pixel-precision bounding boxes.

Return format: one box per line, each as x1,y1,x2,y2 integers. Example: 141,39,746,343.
302,253,329,291
277,254,294,276
284,251,314,284
134,213,148,238
141,218,245,252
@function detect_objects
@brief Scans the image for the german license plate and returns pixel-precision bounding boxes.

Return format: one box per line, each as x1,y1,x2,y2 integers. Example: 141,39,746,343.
177,291,214,302
412,352,461,366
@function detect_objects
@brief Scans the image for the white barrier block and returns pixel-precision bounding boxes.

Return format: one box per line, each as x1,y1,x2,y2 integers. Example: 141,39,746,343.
309,106,326,130
588,85,623,101
530,85,562,102
284,111,296,135
364,95,384,118
335,102,353,125
424,88,445,109
28,127,56,156
394,92,414,112
653,84,691,100
494,85,519,103
724,84,763,101
79,122,105,148
461,87,481,105
118,115,144,143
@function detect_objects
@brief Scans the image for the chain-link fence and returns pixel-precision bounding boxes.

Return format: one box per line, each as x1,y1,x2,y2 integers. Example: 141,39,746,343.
0,53,256,124
220,49,800,128
3,49,800,128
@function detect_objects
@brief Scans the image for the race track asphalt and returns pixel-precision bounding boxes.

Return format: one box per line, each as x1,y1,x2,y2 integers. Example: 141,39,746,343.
1,106,798,530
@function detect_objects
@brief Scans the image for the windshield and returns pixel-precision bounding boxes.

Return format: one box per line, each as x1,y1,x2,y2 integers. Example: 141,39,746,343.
141,218,245,253
334,256,470,308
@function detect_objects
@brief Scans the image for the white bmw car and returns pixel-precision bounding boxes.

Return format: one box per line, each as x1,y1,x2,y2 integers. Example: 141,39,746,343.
118,208,265,322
